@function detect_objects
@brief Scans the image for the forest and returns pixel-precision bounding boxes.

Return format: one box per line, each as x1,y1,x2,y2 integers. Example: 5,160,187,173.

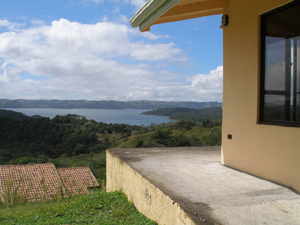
0,109,222,179
142,107,222,122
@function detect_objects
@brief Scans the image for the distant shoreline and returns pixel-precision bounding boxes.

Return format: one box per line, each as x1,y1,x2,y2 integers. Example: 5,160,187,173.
140,113,165,116
140,112,180,121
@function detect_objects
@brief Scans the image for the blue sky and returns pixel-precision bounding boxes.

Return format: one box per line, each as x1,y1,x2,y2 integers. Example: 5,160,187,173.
0,0,223,102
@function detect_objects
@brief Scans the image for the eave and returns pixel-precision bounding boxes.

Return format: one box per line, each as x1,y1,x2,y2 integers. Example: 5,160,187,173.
130,0,228,32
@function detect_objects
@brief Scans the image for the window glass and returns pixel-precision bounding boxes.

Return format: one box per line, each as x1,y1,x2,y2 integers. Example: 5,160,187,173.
296,41,300,121
260,1,300,125
264,95,285,121
265,37,285,91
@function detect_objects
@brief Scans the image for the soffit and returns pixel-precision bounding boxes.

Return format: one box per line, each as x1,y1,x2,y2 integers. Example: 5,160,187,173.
130,0,227,32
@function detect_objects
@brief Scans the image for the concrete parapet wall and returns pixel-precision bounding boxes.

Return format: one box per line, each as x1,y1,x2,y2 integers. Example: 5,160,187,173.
106,149,196,225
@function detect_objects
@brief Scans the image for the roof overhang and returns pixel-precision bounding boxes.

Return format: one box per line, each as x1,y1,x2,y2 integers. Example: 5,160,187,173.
130,0,228,32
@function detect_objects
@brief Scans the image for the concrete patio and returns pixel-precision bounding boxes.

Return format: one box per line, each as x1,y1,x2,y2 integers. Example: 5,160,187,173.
106,147,300,225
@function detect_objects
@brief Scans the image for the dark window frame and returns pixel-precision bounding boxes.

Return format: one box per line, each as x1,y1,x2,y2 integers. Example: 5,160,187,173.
259,0,300,127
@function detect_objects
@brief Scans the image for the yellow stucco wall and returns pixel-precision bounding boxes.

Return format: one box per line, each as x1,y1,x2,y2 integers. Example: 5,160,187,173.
222,0,300,192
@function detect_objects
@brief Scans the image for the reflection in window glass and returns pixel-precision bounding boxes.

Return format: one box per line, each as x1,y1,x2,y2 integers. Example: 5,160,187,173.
264,95,285,121
298,41,300,91
265,37,285,91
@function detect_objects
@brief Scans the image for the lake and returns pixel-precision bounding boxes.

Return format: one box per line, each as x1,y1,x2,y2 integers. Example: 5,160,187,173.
2,108,175,126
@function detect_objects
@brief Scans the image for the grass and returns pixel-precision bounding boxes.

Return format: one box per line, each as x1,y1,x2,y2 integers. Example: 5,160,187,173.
172,125,211,137
0,191,157,225
115,132,155,148
115,124,221,148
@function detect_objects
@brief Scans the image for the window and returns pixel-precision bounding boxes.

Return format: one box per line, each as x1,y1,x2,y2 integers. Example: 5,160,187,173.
260,1,300,126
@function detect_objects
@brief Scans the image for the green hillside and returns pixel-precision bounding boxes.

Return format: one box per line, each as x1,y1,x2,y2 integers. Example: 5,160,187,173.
0,109,29,120
142,107,222,122
0,99,222,109
0,109,221,181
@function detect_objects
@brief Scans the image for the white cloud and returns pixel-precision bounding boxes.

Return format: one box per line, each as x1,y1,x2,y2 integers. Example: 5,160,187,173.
117,14,129,24
30,19,45,26
0,19,190,100
0,19,183,63
0,20,21,31
0,18,222,102
130,43,183,61
0,20,11,27
0,61,182,100
129,0,146,9
140,32,170,40
188,66,223,101
0,62,223,102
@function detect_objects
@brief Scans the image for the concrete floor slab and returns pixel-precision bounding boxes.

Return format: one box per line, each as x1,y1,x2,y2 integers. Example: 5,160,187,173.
108,147,300,225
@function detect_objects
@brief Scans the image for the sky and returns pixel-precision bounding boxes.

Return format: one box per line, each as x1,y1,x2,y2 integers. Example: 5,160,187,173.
0,0,223,102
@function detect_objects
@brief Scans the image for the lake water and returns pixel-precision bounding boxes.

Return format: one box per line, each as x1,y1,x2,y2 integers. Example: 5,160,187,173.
3,108,175,126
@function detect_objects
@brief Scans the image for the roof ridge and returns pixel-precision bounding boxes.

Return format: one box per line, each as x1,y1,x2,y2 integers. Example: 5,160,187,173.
0,163,56,168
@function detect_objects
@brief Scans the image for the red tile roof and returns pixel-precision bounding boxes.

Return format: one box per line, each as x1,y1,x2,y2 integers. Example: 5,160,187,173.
58,167,99,196
0,164,99,204
0,163,64,203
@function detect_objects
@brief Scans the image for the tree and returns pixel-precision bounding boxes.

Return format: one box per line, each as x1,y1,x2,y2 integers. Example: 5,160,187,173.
176,120,196,130
73,143,88,156
134,140,144,148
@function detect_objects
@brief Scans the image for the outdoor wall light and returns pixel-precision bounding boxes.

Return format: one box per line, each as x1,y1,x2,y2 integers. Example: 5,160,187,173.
220,15,229,28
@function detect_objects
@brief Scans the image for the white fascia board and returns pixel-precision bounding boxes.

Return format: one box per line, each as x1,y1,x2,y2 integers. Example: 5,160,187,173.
130,0,166,27
130,0,180,31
